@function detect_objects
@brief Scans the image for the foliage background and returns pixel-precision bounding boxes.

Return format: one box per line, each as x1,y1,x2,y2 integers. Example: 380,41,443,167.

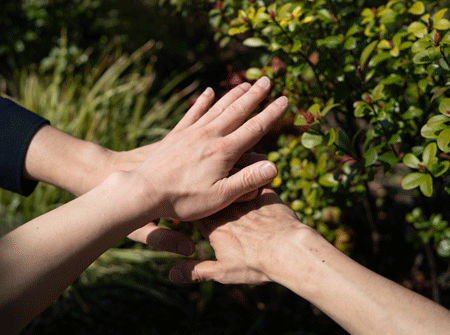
1,0,450,334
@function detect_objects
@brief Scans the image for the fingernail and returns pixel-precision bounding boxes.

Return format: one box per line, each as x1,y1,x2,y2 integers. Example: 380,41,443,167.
177,240,193,256
239,82,251,90
256,76,270,88
203,87,213,96
170,269,185,284
260,162,277,180
275,96,288,107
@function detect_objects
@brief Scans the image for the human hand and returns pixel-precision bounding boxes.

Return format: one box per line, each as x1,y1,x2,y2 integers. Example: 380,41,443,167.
168,186,310,284
131,76,288,221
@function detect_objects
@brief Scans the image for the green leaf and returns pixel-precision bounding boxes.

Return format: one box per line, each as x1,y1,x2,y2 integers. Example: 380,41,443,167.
403,153,421,169
402,106,423,120
381,73,403,85
318,173,339,187
402,172,427,189
246,68,263,80
439,98,450,116
378,152,399,168
421,123,446,139
413,47,442,64
364,147,378,166
317,35,344,49
371,83,385,101
360,40,378,69
427,114,449,127
433,8,448,21
423,142,437,166
243,37,268,48
437,238,450,258
327,128,336,146
420,174,433,197
437,128,450,153
411,39,431,53
320,103,340,117
301,132,323,149
408,21,428,38
441,31,450,45
228,26,249,36
408,1,425,15
344,37,357,50
430,161,450,177
435,18,450,30
368,52,391,67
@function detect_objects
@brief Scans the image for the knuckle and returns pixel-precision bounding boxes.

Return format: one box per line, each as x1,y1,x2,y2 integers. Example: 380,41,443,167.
246,117,266,135
227,101,248,117
242,168,259,188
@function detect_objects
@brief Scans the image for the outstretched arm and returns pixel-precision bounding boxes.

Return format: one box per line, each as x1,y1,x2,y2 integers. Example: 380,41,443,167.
170,186,450,335
0,77,288,334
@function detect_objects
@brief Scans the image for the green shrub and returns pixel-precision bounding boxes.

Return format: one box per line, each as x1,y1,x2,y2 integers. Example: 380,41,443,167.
168,0,450,289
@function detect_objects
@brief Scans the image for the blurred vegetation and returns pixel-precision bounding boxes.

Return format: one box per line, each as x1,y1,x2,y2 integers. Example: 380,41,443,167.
2,0,450,334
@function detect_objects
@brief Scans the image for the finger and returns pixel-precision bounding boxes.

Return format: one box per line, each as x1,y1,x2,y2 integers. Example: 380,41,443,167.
169,260,223,284
193,82,251,128
209,76,272,135
127,223,194,256
218,160,278,201
171,87,215,133
226,96,288,156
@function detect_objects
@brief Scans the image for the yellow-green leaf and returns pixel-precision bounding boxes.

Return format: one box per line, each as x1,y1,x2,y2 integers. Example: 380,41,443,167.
408,21,428,38
408,1,425,15
360,40,378,69
435,19,450,30
439,98,450,115
402,172,426,190
433,8,448,22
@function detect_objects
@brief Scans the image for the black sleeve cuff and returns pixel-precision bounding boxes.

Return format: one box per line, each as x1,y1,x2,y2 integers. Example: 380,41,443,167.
0,97,50,196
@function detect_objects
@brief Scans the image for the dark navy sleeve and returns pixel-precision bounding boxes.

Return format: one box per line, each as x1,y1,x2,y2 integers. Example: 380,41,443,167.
0,97,50,196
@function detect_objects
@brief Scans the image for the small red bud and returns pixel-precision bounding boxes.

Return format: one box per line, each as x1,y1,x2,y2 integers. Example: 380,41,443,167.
269,11,276,20
389,40,393,49
372,7,377,15
215,0,222,10
303,111,315,124
241,16,248,23
446,110,450,115
434,32,441,45
365,95,372,104
290,13,295,20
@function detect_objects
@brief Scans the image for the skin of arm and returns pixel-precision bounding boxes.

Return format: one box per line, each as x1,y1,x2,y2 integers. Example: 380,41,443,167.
0,77,288,334
170,186,450,335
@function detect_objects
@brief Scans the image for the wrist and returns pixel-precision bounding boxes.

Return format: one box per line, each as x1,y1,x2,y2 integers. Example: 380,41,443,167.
262,224,330,297
99,169,162,229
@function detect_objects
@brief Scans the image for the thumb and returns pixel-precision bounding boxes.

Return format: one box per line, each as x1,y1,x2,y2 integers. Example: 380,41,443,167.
169,260,224,284
225,161,277,199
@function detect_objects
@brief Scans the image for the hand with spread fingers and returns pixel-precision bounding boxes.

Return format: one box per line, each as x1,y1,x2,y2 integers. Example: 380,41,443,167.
131,76,288,221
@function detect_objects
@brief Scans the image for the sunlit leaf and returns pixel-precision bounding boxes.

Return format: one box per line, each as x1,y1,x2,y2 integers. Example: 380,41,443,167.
301,132,323,149
403,153,420,169
408,1,425,15
360,40,378,69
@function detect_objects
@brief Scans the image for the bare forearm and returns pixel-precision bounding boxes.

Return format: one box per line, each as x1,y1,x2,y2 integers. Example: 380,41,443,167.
0,171,155,334
267,229,450,335
22,124,112,196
